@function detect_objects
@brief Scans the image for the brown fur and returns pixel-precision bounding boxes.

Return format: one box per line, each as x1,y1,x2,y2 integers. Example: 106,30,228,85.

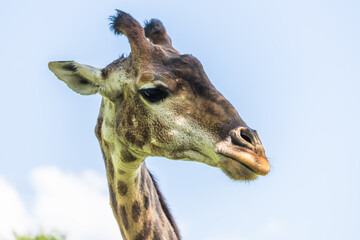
148,171,181,239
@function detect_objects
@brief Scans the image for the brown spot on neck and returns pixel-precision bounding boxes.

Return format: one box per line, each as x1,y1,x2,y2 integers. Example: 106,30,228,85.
143,195,149,210
131,200,141,223
120,205,129,230
134,220,152,240
117,180,128,196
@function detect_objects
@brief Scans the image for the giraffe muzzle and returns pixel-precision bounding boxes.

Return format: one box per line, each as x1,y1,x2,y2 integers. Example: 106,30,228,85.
216,127,270,180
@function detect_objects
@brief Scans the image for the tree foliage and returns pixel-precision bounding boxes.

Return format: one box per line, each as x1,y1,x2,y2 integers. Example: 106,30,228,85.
13,232,66,240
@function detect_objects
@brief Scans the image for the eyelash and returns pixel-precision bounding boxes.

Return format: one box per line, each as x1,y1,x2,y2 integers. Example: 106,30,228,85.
139,88,169,103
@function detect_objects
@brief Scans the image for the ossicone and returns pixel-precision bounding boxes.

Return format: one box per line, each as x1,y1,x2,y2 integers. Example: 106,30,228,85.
109,10,151,58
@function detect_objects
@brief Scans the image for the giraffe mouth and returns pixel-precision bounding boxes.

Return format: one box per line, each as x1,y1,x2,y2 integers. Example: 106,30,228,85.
216,141,270,181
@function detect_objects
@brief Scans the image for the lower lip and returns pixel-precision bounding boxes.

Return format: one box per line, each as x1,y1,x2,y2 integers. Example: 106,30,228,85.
217,150,270,176
219,153,256,173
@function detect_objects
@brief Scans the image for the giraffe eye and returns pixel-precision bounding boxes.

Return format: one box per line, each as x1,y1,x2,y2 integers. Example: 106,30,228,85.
140,88,169,103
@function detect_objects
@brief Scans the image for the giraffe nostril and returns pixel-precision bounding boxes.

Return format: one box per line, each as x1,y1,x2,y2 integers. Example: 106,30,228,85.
230,127,257,149
240,131,253,145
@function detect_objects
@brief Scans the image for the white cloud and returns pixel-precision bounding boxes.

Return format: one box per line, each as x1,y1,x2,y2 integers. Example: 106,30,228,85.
0,167,120,240
0,176,31,239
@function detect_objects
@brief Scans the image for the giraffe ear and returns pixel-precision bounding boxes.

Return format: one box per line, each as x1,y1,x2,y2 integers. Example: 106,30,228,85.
48,61,103,95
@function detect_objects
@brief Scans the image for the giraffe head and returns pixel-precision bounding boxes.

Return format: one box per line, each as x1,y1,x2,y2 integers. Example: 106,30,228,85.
49,10,270,181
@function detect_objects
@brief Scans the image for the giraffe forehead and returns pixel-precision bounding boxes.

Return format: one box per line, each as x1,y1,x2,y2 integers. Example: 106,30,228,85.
136,70,179,92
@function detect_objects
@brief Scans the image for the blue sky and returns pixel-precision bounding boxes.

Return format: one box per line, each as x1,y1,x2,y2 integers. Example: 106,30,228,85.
0,0,359,239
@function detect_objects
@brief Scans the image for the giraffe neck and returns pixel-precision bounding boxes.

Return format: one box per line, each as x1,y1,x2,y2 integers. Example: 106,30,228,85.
106,155,180,240
95,99,180,239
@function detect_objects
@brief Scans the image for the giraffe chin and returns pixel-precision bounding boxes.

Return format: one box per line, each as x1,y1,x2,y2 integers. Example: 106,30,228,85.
218,155,259,181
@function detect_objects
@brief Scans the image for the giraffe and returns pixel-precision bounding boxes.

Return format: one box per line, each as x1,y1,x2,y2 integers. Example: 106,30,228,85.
48,10,270,240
